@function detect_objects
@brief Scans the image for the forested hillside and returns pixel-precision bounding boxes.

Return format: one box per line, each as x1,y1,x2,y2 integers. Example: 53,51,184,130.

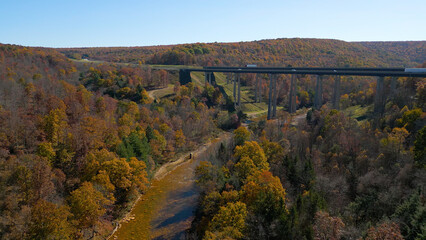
190,87,425,239
0,44,230,239
356,41,426,65
58,39,425,67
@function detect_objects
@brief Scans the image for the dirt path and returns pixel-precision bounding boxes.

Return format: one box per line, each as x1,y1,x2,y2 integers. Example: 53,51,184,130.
147,88,162,99
111,132,232,240
147,86,172,100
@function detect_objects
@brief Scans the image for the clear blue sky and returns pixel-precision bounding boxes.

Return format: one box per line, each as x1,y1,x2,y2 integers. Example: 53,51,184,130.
1,0,425,48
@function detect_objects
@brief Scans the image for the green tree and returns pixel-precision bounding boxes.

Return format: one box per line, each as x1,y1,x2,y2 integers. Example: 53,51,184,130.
414,126,426,168
393,191,426,240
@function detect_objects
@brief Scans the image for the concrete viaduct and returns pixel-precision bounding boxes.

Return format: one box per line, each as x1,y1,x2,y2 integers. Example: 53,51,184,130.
179,67,426,120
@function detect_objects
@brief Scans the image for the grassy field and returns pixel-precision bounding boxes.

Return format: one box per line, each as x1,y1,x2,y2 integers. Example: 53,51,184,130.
342,104,374,121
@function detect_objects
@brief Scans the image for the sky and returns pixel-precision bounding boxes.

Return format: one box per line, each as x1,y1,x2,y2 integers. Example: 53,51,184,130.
0,0,425,48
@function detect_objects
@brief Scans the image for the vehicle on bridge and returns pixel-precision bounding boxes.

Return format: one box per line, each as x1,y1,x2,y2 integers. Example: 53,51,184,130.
405,68,426,73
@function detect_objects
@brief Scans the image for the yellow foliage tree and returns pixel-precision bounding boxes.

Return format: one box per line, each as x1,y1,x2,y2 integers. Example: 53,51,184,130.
205,201,248,240
174,129,186,149
235,156,258,181
92,170,116,201
36,142,56,164
261,140,285,164
140,88,152,104
42,107,68,145
28,199,74,240
69,182,110,229
233,126,251,146
128,157,149,192
241,170,287,218
234,141,269,171
101,158,132,190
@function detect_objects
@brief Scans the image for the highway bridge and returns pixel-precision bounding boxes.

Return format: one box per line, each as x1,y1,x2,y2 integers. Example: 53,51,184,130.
179,67,426,119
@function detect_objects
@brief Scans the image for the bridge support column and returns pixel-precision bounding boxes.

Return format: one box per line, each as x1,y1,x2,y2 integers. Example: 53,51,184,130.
233,73,237,105
204,72,208,84
227,73,230,84
258,76,262,103
208,72,212,85
267,74,273,120
289,74,297,113
390,77,397,98
254,74,259,103
332,75,341,110
237,73,241,107
272,74,278,118
314,75,323,109
374,76,385,115
179,69,191,85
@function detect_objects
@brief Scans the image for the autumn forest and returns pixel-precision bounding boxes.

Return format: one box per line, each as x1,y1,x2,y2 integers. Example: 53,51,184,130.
0,38,425,240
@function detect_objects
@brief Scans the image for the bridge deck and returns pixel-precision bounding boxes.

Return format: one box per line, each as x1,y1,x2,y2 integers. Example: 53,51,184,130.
183,67,426,77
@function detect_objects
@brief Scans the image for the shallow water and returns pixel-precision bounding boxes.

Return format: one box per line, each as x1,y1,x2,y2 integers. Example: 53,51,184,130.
150,157,200,239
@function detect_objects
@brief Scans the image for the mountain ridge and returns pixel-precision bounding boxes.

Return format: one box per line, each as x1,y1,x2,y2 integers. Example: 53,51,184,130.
55,38,425,68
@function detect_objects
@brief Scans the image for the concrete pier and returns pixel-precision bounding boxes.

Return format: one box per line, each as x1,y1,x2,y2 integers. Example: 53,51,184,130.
289,74,297,113
272,74,278,118
233,73,237,102
374,76,385,115
332,75,341,109
237,73,241,106
258,76,262,103
267,74,273,120
390,77,397,97
314,75,323,109
254,74,259,103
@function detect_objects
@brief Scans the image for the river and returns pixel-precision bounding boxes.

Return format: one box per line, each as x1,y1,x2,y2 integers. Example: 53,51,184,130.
111,132,232,240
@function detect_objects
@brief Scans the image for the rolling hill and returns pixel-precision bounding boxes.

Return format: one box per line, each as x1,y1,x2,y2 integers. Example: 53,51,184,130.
57,38,425,68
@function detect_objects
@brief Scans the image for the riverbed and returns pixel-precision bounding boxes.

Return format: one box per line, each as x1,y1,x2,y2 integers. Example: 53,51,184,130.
111,133,231,240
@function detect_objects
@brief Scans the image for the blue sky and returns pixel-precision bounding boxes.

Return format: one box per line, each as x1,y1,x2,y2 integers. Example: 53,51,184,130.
0,0,425,47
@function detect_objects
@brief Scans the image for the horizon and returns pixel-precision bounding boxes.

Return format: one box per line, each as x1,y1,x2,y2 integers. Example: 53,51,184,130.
1,0,425,48
2,37,426,49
